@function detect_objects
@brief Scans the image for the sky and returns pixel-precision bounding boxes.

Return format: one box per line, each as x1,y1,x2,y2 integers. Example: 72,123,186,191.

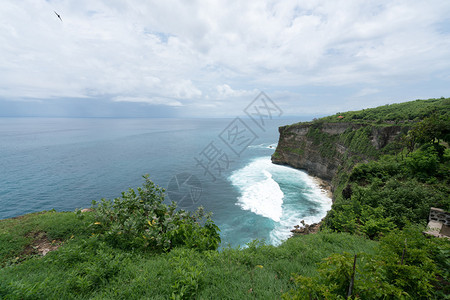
0,0,450,118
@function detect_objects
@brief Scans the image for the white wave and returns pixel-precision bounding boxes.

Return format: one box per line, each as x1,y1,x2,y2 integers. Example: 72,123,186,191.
247,143,278,149
229,156,332,246
269,167,332,245
229,159,284,222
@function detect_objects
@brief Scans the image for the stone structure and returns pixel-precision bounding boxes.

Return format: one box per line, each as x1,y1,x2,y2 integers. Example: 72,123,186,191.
425,207,450,238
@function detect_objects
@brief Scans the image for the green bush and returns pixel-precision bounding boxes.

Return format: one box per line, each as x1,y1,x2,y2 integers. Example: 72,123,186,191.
90,175,220,252
318,98,450,124
284,252,405,299
306,128,338,158
324,200,396,239
342,126,378,157
169,248,205,299
285,226,448,299
325,134,450,236
359,206,396,239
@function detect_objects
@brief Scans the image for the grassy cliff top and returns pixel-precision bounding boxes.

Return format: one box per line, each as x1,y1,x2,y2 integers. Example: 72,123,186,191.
0,210,377,299
292,97,450,126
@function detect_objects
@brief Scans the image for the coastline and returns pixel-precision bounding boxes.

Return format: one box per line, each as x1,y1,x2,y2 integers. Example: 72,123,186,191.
311,176,333,200
289,173,333,237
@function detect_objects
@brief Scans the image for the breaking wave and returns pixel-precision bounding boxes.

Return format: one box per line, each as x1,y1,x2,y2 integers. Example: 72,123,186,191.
229,156,332,245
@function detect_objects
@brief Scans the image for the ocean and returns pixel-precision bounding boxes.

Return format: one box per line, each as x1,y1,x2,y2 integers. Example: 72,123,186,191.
0,117,331,247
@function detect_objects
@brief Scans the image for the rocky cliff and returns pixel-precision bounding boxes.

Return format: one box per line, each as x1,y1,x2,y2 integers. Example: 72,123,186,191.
271,122,407,189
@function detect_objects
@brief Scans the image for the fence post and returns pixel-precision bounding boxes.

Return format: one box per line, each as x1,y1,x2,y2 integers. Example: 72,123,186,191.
347,254,357,299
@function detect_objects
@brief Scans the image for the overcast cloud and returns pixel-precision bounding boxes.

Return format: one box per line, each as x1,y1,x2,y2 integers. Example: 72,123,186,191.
1,0,449,117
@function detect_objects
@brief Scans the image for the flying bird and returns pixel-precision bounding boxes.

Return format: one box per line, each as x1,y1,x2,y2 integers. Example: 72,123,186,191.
54,11,62,22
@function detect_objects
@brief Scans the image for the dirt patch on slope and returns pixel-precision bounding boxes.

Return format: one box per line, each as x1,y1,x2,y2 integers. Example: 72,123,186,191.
22,231,62,256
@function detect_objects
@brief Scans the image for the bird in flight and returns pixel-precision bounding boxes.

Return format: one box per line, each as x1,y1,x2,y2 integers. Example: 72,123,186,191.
54,11,62,22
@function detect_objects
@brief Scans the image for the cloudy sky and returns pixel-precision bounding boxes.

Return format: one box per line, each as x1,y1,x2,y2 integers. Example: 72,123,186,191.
1,0,450,118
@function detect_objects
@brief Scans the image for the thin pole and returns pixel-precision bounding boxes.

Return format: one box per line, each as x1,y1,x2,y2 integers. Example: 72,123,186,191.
347,254,357,299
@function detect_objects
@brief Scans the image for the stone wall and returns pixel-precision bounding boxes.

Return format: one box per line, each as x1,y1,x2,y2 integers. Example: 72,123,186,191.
429,207,450,226
425,207,450,238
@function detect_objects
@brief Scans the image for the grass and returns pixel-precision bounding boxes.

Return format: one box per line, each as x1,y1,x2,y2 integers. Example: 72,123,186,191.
0,211,95,267
0,211,377,299
317,97,450,124
286,147,304,156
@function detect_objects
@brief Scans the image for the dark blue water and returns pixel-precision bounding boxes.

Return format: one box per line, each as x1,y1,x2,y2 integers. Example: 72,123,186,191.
0,117,331,247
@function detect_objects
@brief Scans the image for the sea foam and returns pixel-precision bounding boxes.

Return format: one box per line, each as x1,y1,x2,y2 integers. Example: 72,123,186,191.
229,159,284,222
229,156,332,245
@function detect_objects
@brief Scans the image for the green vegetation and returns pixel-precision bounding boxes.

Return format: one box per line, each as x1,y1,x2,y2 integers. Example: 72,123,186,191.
303,109,450,298
286,226,449,299
0,211,376,299
318,97,450,124
339,126,380,157
278,98,449,298
286,147,305,156
0,211,95,267
1,98,449,298
306,125,340,159
274,140,306,158
305,124,383,160
272,150,281,159
90,175,220,252
323,117,450,237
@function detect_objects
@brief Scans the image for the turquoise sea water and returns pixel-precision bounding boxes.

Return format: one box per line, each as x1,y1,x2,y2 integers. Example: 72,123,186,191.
0,117,331,247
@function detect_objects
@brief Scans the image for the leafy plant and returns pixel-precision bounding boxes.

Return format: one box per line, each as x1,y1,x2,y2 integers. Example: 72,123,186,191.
90,175,220,252
285,227,447,299
169,249,205,299
324,127,450,235
318,98,450,124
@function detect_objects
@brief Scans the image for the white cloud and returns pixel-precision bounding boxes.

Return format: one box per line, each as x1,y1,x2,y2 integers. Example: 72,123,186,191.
112,96,182,106
0,0,449,116
355,88,380,97
167,80,202,99
215,84,256,99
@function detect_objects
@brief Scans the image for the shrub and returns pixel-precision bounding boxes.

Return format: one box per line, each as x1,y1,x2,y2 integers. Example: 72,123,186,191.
285,226,447,299
90,175,220,252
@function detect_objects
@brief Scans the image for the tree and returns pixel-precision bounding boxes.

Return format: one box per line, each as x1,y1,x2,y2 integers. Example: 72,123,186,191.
411,115,449,145
404,115,450,154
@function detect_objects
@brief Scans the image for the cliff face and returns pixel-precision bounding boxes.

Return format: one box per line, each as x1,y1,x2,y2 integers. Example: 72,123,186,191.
271,122,406,186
